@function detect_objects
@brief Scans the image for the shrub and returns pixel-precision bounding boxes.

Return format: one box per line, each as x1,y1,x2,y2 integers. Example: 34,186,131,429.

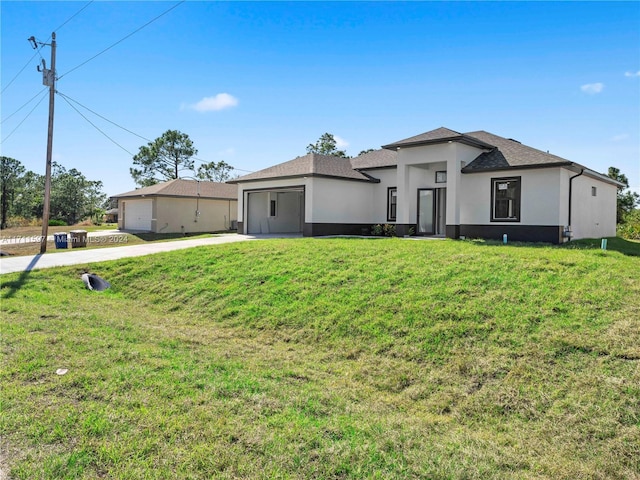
371,224,383,236
48,219,67,227
383,224,396,237
618,209,640,240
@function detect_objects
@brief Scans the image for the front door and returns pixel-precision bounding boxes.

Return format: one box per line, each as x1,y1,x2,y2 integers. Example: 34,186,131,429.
417,188,446,235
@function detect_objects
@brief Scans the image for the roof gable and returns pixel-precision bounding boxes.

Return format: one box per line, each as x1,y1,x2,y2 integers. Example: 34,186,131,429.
382,127,494,150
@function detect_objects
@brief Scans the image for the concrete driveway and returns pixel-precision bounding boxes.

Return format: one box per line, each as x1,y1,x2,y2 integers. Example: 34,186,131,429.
0,234,291,275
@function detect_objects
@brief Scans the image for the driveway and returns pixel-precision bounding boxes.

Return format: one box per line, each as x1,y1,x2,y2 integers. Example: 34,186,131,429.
0,234,295,275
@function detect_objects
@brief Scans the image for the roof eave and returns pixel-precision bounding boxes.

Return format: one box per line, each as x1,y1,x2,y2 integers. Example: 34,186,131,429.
382,135,493,151
461,161,573,173
229,172,379,184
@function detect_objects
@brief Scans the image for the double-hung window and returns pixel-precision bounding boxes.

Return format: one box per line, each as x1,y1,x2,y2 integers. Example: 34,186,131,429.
387,188,397,222
491,177,521,222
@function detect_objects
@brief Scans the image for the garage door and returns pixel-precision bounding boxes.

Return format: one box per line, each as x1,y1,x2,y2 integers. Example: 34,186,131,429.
124,199,153,231
247,190,303,234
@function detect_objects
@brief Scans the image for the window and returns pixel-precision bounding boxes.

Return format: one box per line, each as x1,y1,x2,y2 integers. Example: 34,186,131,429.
387,187,397,221
435,171,447,183
269,198,277,217
591,186,597,197
491,177,521,222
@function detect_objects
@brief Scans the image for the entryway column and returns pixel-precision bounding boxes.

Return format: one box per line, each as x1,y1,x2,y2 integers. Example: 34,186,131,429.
445,148,461,239
395,160,412,236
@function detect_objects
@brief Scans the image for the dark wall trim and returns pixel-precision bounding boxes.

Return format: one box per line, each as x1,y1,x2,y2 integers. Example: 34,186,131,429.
303,223,372,237
395,224,415,237
460,224,564,244
445,225,460,239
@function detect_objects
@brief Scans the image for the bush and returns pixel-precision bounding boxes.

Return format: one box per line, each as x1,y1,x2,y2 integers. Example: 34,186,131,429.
371,224,396,237
618,209,640,240
48,219,67,227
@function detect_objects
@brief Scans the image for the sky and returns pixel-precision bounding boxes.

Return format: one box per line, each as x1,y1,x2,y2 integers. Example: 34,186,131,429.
1,1,639,198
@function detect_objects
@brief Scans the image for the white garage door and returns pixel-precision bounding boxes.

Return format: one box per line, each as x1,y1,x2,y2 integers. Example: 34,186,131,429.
124,199,153,231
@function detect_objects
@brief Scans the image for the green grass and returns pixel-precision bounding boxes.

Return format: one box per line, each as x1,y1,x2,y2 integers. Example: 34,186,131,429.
1,238,639,479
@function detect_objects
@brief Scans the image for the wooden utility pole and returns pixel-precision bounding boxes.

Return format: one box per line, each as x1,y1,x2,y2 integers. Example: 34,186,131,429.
39,32,56,254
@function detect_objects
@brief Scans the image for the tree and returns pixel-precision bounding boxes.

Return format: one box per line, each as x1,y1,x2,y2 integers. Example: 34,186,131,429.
306,133,349,158
358,148,375,156
14,171,44,220
607,167,640,223
0,156,25,229
131,130,197,187
49,163,107,225
196,160,234,182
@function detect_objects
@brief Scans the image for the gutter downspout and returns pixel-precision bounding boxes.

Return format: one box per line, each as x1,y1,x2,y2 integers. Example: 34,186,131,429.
567,168,584,241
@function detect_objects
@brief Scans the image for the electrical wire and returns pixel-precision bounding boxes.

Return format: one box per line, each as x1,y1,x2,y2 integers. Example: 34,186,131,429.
55,90,254,173
56,90,151,142
1,1,94,94
1,89,49,144
1,87,48,125
58,92,135,156
58,1,185,80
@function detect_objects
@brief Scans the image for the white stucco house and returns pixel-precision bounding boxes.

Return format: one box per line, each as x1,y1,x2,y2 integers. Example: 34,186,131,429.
113,179,237,233
229,127,621,243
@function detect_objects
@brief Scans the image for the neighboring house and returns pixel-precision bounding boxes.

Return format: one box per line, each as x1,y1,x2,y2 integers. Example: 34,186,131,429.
229,127,620,243
112,179,237,233
104,208,119,223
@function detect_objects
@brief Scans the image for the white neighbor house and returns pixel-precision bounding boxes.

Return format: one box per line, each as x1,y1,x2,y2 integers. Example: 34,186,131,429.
229,127,621,244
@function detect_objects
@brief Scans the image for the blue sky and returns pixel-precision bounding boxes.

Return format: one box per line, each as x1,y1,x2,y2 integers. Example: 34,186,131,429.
2,1,639,197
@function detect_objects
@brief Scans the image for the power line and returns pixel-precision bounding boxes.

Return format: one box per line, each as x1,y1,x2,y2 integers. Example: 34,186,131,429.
1,87,48,124
58,1,185,80
57,91,151,142
1,89,49,143
53,0,94,32
55,90,254,174
1,1,94,94
58,92,135,156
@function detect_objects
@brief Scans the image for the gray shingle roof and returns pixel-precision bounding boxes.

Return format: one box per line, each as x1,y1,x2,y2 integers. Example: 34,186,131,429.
350,149,397,170
382,127,494,150
462,131,572,171
113,179,237,199
229,153,377,183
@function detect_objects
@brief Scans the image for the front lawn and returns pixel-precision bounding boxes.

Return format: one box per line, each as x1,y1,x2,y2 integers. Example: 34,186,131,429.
1,238,639,479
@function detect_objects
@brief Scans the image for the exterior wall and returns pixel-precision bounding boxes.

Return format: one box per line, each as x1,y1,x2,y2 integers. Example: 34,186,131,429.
308,177,374,224
460,167,564,226
568,172,617,239
154,197,237,234
360,168,398,224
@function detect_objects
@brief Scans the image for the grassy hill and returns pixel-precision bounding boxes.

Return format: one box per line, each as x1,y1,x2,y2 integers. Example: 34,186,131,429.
1,238,639,479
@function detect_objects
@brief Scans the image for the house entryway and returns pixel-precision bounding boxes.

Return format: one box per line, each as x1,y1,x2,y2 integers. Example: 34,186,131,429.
246,189,304,234
417,188,446,236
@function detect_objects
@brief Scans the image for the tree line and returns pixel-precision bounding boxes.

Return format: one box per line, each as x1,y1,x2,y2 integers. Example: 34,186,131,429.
0,156,107,229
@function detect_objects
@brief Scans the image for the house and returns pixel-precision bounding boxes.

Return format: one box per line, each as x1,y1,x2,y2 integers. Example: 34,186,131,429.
104,208,119,223
112,179,237,233
229,127,620,243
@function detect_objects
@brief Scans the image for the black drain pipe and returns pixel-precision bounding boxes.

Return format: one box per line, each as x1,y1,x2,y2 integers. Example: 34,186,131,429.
567,168,584,239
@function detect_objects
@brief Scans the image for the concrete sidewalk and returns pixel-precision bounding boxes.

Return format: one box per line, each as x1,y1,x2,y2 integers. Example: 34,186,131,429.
0,234,266,275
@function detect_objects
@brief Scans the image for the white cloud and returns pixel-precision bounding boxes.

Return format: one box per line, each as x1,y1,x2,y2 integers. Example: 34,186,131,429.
580,83,604,94
611,134,629,142
333,135,349,149
624,71,640,77
189,93,238,112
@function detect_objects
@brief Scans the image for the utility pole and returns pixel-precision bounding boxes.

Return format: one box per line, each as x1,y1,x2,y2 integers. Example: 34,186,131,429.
30,33,56,254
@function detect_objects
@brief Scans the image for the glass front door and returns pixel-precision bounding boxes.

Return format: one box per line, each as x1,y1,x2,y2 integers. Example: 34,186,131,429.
417,189,434,234
417,188,446,235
